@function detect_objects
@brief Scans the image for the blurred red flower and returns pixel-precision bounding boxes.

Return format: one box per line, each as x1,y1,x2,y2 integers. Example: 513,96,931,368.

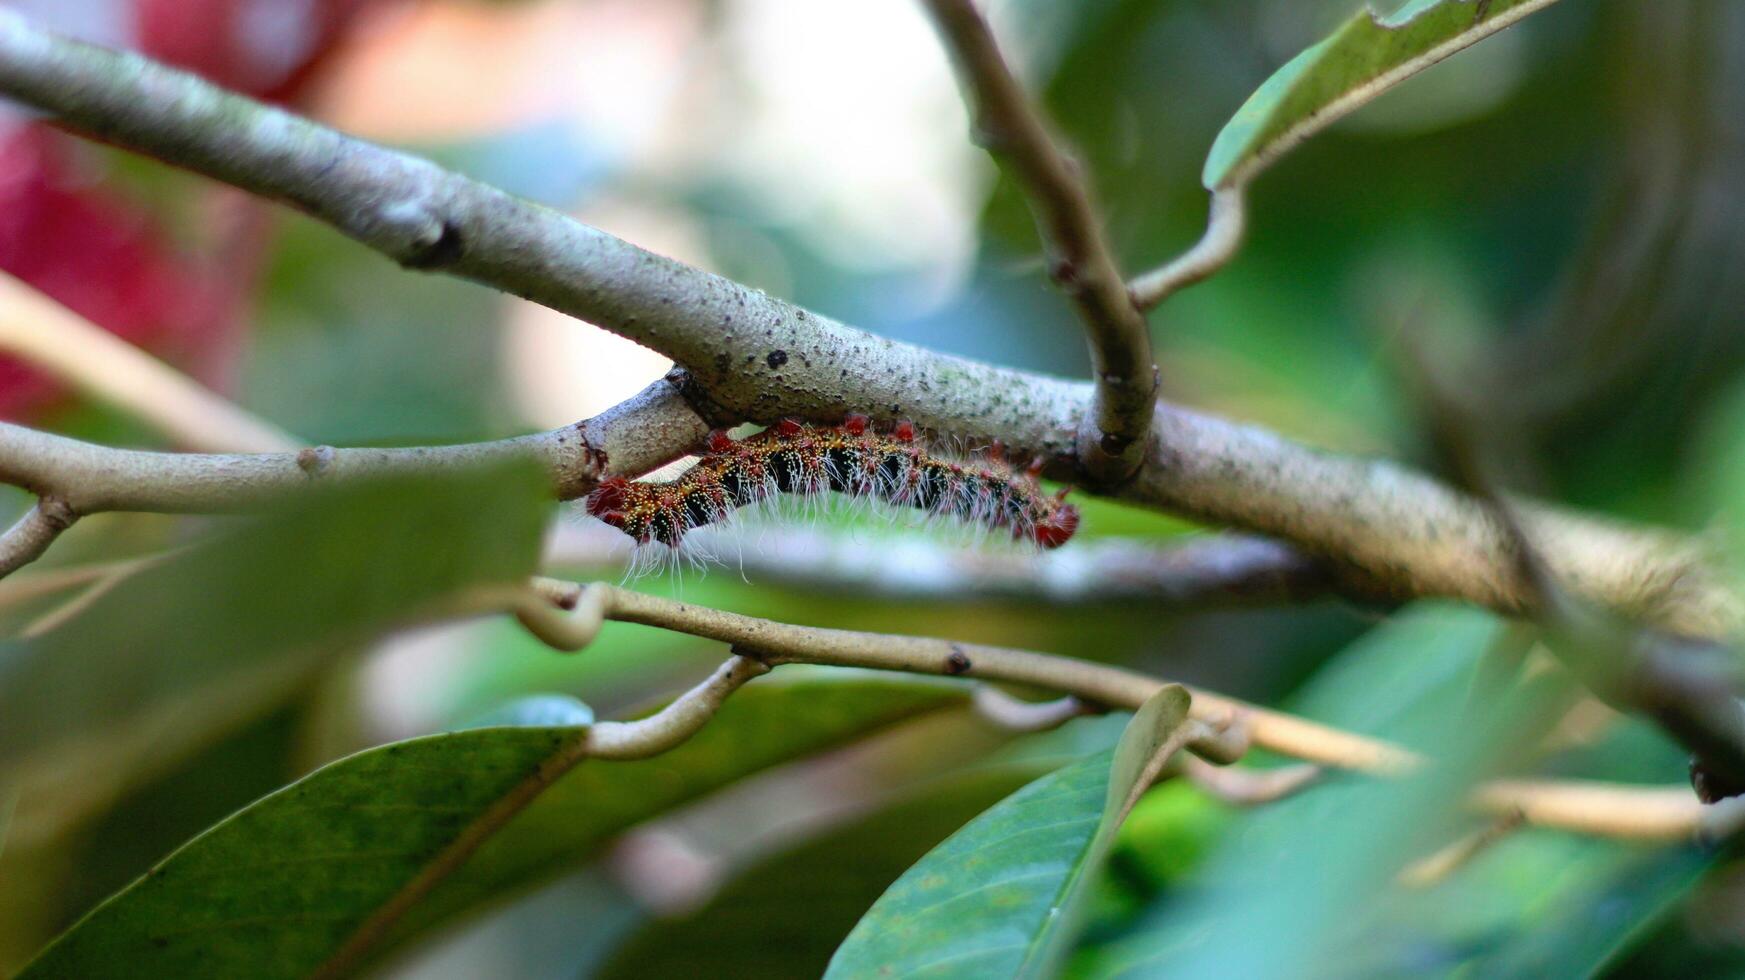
0,0,377,421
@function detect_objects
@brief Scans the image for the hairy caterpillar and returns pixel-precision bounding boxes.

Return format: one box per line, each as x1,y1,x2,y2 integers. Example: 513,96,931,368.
586,415,1080,553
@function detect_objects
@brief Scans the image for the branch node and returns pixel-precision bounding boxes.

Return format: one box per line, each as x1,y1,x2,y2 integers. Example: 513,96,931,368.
0,497,79,580
399,217,466,271
296,445,337,476
1186,709,1254,766
663,364,739,430
512,582,610,653
727,643,777,666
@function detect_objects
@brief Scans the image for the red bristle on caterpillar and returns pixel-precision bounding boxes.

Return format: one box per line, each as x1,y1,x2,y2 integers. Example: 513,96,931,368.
590,417,1081,552
587,477,628,517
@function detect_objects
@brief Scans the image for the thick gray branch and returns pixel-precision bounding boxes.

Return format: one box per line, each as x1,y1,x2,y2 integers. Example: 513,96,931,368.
0,14,1733,637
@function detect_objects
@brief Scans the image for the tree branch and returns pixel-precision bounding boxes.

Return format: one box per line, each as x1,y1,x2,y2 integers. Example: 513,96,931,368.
1128,188,1248,312
972,687,1098,733
0,378,700,516
0,14,1733,637
920,0,1156,483
1398,809,1525,887
514,578,1417,775
504,580,1742,843
1173,756,1321,806
0,377,704,580
582,655,771,760
1471,779,1744,844
0,499,75,579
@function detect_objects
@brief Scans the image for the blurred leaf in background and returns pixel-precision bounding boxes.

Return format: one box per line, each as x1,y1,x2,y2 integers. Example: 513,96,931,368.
3,0,1745,977
0,459,550,966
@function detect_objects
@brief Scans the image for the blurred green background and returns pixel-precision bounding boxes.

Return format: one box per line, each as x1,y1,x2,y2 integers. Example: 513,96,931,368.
3,0,1745,976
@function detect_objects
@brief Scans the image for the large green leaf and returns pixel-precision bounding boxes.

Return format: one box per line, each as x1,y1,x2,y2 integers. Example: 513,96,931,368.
0,462,551,844
1203,0,1566,189
826,685,1194,980
1082,605,1709,978
19,671,967,979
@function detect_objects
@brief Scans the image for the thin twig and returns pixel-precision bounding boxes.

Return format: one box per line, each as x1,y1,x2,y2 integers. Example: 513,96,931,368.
515,579,1417,774
1175,757,1322,806
921,0,1156,483
0,14,1734,637
0,378,698,514
0,378,704,580
972,687,1098,733
18,556,156,638
500,580,1740,843
0,499,75,579
0,557,134,608
583,656,772,760
1128,188,1248,312
1471,780,1717,843
1398,809,1527,888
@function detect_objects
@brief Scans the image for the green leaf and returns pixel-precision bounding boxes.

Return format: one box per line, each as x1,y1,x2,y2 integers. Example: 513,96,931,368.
1080,605,1700,978
19,671,967,979
599,765,1047,980
826,685,1194,980
1376,833,1712,978
0,462,551,844
1202,0,1566,189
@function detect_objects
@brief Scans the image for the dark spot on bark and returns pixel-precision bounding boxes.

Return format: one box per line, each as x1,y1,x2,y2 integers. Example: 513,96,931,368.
402,219,465,269
1692,757,1745,804
946,645,972,675
766,349,789,369
296,446,336,476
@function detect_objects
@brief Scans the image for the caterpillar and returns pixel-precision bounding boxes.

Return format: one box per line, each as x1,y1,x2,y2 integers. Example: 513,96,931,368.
586,415,1080,552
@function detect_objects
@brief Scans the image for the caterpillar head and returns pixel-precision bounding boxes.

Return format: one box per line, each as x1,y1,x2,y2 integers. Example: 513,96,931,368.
1031,502,1080,549
586,477,629,518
